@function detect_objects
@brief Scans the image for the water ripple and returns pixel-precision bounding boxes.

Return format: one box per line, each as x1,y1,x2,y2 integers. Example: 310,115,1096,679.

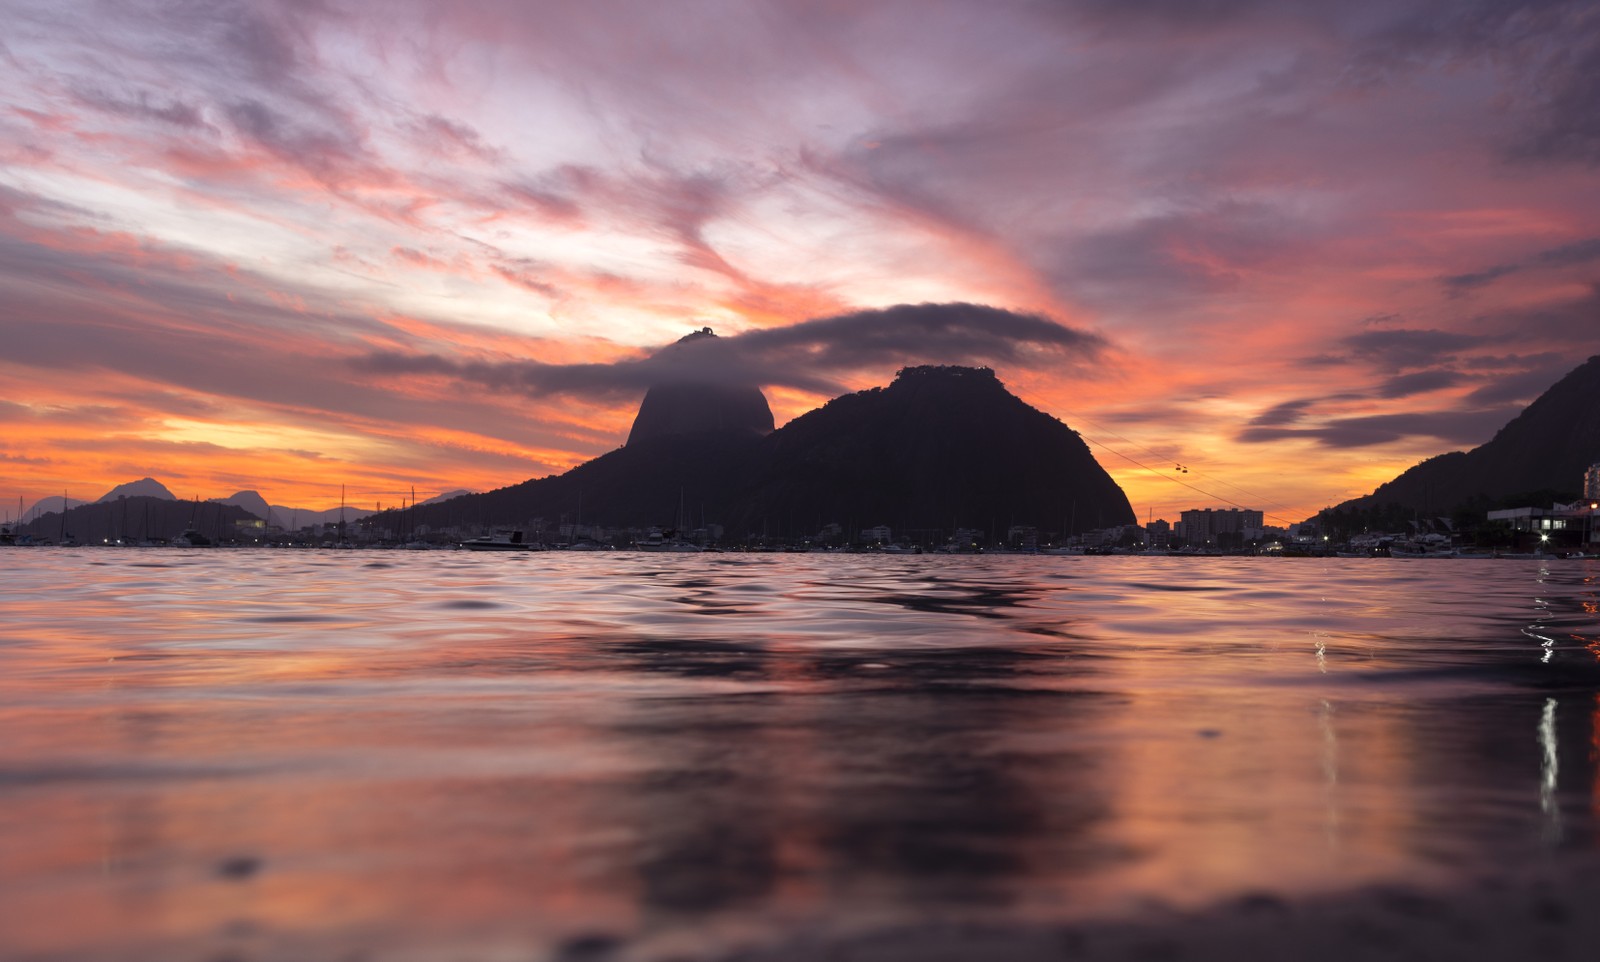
2,550,1599,961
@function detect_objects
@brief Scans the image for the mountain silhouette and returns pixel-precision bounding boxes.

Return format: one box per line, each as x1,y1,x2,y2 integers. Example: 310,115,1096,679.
207,489,398,530
97,477,177,502
624,328,774,446
21,494,89,523
212,490,275,524
408,364,1134,541
418,489,473,506
1333,355,1600,514
722,365,1133,535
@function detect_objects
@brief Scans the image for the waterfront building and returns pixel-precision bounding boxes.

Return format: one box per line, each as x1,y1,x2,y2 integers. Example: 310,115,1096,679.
1175,508,1264,546
1587,461,1600,500
1488,503,1599,544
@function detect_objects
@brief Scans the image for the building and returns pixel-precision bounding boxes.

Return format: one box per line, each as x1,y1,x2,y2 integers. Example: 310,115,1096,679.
1006,525,1039,550
861,524,892,544
1146,518,1171,549
1175,508,1264,546
1488,502,1599,544
1587,462,1600,500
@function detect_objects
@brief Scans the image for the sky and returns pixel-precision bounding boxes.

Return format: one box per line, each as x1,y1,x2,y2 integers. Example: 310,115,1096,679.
2,0,1598,524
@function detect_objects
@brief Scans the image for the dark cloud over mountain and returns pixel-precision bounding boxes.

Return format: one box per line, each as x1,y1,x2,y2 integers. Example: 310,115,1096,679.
351,303,1104,400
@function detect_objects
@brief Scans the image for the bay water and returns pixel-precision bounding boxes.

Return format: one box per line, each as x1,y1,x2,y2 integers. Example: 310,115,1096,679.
2,551,1599,960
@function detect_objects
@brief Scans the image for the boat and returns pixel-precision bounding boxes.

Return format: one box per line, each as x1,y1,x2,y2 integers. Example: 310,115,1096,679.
635,488,704,552
1389,544,1458,558
2,509,41,545
635,527,701,552
174,527,212,547
461,529,544,552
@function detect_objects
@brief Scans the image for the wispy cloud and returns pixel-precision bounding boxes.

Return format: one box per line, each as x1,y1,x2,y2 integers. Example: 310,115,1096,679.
1239,408,1521,449
1443,237,1600,293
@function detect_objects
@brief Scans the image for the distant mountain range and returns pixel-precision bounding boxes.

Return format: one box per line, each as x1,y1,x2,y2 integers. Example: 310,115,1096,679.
20,481,472,531
19,494,90,522
208,488,472,529
16,496,261,545
1329,354,1600,517
405,360,1135,541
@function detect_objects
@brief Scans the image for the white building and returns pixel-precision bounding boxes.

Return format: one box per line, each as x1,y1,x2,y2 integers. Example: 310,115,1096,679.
1175,508,1264,545
1488,503,1599,543
861,524,892,544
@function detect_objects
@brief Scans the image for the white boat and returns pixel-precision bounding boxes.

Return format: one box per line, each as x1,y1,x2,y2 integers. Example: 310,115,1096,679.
461,529,544,552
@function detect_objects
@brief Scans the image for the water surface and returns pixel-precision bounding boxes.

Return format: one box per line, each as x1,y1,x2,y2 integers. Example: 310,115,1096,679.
2,551,1598,960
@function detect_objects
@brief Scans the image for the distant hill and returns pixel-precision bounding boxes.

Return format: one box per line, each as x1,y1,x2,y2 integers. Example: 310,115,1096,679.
204,490,403,529
18,496,260,544
16,481,463,537
1331,355,1600,516
406,364,1135,541
212,490,277,524
21,495,89,523
97,477,176,502
724,365,1134,536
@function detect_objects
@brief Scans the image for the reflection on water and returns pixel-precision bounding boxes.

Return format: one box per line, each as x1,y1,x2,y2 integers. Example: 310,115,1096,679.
1,552,1599,960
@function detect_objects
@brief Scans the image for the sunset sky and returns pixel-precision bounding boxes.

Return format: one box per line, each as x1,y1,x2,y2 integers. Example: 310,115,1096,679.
3,0,1598,524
